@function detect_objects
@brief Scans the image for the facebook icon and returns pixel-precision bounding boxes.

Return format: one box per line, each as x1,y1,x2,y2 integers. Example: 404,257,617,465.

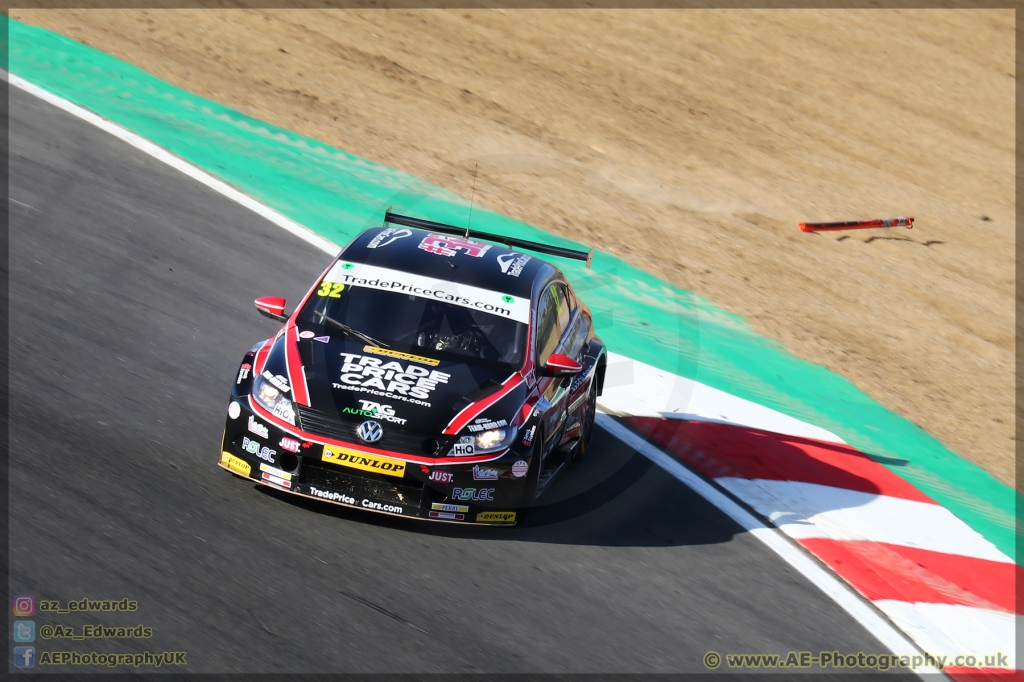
13,646,35,669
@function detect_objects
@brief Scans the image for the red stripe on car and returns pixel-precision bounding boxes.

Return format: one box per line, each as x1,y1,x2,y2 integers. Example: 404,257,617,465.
443,373,523,435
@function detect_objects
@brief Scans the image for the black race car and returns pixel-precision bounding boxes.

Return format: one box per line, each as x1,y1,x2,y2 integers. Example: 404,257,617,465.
220,212,607,525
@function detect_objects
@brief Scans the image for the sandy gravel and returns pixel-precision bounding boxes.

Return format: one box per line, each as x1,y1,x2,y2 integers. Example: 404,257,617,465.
14,8,1015,486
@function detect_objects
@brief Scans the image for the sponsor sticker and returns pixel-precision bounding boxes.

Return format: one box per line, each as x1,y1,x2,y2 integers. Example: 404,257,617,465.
431,502,469,513
367,227,412,249
339,353,450,402
261,472,292,489
248,416,270,438
322,446,406,477
314,335,330,343
521,425,536,446
340,400,407,425
473,465,499,481
227,401,241,420
242,436,276,463
259,463,292,481
279,437,301,453
450,442,475,456
511,460,529,478
262,371,291,393
453,487,495,501
428,470,454,483
364,345,440,367
320,261,530,323
418,233,491,258
221,452,251,477
476,511,516,524
298,330,315,339
236,363,251,385
361,499,404,514
429,511,465,520
467,419,508,433
307,486,355,505
497,252,531,276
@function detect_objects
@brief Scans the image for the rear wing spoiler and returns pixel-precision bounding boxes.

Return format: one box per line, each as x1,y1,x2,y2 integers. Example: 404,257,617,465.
384,211,594,269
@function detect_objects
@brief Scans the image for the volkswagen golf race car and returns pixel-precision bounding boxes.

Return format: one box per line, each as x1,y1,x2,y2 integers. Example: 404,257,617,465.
219,212,606,525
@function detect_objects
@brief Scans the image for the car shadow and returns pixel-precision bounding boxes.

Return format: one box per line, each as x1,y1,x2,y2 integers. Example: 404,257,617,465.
256,416,890,548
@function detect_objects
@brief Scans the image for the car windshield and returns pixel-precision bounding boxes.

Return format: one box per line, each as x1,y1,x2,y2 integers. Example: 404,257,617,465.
297,283,528,368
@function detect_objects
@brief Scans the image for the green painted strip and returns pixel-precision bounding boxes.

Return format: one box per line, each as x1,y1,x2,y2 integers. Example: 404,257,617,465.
8,17,1018,560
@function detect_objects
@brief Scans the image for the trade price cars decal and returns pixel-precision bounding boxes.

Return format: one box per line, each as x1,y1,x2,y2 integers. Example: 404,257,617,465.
322,445,407,477
337,352,451,404
320,261,530,323
306,486,404,514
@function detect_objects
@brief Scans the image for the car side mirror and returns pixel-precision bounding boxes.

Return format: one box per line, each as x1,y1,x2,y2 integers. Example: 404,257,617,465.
255,296,287,322
542,353,583,377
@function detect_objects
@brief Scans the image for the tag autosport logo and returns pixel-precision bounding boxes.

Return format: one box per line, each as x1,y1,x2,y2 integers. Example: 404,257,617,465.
418,233,491,258
338,353,450,401
367,227,412,249
308,487,356,505
497,252,531,276
341,400,407,425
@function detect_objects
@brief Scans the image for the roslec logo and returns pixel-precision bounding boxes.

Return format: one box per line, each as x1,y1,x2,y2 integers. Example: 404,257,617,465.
497,252,531,277
243,437,276,463
357,420,384,443
452,487,495,501
367,228,412,249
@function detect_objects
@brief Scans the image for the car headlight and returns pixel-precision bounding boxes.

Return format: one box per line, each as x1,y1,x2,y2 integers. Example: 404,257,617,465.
252,372,296,425
448,426,518,456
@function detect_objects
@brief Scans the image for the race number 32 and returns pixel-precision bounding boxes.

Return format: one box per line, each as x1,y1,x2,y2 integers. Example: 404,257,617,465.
317,282,345,298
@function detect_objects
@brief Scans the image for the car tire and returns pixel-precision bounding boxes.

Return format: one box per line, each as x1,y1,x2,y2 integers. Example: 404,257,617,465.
573,381,598,462
516,425,545,519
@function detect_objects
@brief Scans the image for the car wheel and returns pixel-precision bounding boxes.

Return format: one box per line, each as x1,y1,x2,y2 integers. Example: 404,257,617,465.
573,381,598,461
517,425,545,517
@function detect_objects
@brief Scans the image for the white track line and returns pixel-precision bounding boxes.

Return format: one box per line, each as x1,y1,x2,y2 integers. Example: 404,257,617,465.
9,70,939,677
595,416,938,677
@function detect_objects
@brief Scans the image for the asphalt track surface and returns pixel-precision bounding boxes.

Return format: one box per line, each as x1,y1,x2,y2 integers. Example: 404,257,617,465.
8,88,909,674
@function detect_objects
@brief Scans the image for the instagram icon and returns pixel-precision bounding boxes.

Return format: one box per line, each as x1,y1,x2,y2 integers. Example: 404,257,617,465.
12,595,34,617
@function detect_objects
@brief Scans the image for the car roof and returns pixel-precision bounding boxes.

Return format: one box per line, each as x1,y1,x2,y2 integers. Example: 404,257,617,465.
339,226,563,300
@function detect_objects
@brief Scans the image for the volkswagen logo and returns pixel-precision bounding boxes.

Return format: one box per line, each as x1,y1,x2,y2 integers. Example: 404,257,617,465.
357,420,383,443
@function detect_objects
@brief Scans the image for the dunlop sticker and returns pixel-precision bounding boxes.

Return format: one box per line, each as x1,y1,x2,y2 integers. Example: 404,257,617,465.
322,445,406,477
